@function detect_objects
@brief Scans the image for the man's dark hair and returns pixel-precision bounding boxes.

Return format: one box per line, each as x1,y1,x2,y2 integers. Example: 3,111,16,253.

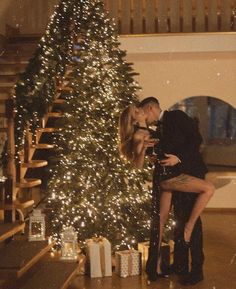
138,96,159,107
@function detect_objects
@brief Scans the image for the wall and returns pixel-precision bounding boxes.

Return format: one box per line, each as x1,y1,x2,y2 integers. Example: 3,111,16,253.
119,33,236,110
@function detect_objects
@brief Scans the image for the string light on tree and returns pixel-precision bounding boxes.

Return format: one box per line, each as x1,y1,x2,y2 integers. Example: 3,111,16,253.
47,0,155,250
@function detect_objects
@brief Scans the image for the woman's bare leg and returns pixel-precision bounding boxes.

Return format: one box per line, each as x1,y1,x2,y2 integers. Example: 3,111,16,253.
160,174,214,242
157,191,172,273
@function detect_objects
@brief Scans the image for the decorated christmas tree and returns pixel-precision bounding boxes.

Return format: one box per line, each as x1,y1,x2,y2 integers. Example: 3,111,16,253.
47,0,153,250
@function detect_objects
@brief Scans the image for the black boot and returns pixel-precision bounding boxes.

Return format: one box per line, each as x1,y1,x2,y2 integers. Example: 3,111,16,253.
179,269,204,286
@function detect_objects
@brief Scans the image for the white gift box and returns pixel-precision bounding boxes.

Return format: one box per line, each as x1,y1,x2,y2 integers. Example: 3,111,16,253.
86,237,112,278
115,250,142,277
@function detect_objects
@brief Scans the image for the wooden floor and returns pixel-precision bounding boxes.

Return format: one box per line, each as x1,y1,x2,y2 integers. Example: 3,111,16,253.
68,212,236,289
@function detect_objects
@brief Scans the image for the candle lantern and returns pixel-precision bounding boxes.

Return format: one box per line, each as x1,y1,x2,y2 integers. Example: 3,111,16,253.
60,227,78,261
29,209,46,241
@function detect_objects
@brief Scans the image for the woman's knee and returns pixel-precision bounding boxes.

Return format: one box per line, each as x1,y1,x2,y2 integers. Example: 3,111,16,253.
204,182,215,197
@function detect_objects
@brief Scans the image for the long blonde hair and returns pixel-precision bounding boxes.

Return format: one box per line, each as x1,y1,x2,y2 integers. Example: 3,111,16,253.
118,105,136,161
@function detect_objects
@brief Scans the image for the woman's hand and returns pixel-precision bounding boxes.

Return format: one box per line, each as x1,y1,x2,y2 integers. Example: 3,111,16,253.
143,137,158,148
134,108,146,125
133,135,152,168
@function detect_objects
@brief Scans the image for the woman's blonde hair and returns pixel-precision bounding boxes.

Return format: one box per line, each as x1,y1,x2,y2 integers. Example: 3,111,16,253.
118,105,136,161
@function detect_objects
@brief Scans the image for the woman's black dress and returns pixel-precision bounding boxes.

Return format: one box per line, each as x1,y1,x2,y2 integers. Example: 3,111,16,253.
144,124,181,278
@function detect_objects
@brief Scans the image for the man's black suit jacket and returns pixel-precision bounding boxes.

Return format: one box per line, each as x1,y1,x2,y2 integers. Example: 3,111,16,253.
160,110,207,177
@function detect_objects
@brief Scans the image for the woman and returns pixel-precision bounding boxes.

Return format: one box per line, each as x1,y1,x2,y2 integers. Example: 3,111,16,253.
118,104,214,276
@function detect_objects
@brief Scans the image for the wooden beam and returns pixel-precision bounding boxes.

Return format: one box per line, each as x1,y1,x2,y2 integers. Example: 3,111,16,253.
132,0,143,34
0,222,25,242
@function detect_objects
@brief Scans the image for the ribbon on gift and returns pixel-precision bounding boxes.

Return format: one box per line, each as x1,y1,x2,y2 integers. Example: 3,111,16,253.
91,236,106,276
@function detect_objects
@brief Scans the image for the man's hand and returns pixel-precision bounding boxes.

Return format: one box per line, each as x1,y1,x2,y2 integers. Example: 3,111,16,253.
160,153,181,166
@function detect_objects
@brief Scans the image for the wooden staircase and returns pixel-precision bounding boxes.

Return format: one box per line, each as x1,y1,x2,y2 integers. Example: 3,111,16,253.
0,35,80,289
0,34,68,220
0,233,81,289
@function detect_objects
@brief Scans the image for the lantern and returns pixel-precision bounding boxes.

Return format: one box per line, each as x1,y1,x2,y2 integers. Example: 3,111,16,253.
60,227,78,261
29,209,45,241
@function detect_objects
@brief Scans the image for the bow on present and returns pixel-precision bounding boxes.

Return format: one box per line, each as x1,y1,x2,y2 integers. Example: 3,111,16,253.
92,236,103,242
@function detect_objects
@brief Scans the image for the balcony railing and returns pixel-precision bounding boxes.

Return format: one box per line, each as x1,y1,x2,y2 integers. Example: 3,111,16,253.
104,0,236,34
0,0,235,35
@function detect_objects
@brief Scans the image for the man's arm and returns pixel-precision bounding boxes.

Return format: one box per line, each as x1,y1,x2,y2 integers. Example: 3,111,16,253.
168,110,203,163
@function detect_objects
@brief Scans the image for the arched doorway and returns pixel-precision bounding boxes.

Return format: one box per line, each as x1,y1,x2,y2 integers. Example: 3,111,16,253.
170,96,236,208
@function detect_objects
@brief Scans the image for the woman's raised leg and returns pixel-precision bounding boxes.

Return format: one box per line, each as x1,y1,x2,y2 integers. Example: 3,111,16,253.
160,174,214,242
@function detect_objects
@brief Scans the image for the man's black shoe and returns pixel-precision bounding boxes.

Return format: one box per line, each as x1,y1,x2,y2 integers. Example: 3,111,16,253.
147,272,170,282
168,264,188,276
179,271,204,286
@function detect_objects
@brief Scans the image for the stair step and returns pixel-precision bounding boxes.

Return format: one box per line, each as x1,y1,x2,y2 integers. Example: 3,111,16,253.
0,75,18,82
20,261,79,289
32,144,54,149
8,34,41,43
0,59,28,65
0,222,25,243
0,239,54,278
53,99,66,104
37,127,56,133
21,160,48,168
0,54,30,62
5,43,38,53
0,87,13,95
0,82,14,88
0,200,34,210
17,178,41,188
48,112,63,118
57,86,73,92
0,64,26,74
0,71,18,76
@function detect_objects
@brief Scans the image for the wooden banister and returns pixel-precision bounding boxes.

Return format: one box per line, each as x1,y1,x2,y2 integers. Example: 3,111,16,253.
103,0,236,34
4,98,16,222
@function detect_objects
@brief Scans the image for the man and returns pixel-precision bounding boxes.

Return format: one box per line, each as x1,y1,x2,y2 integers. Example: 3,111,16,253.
172,191,205,285
138,96,207,285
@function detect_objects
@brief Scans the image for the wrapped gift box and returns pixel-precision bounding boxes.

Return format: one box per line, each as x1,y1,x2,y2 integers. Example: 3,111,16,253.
86,237,112,278
138,241,173,271
115,250,142,277
138,241,149,268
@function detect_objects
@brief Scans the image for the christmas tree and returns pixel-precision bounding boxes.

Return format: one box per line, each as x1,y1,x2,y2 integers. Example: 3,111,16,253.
47,0,152,250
